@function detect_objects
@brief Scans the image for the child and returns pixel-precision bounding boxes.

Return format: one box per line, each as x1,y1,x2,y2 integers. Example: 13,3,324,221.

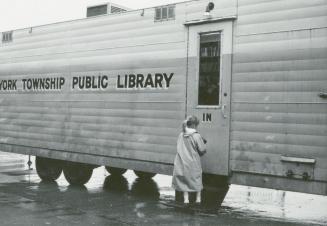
172,115,207,204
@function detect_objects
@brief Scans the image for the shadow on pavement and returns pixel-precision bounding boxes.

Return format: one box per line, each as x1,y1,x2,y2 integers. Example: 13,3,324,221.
130,177,160,200
103,175,129,193
37,180,60,193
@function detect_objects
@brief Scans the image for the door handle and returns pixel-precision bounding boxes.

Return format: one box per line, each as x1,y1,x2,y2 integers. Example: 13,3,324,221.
221,104,227,119
318,92,327,99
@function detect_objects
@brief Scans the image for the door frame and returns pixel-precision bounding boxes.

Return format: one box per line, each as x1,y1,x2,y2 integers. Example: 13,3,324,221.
185,20,233,175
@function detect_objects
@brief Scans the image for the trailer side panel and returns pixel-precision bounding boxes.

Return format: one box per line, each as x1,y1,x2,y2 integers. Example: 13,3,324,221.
230,0,327,194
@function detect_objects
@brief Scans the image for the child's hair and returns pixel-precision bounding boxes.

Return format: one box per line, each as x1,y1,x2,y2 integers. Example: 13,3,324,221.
182,115,199,132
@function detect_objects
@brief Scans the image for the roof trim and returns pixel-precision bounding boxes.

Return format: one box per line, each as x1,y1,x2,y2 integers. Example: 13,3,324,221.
184,16,237,26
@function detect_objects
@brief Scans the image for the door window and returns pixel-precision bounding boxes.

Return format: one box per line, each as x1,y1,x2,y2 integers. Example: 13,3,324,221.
198,32,221,106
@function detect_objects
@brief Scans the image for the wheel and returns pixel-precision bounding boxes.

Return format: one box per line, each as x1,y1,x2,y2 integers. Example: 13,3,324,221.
105,166,127,176
103,175,128,193
63,162,93,185
131,177,159,199
202,174,230,207
35,156,62,181
133,170,156,179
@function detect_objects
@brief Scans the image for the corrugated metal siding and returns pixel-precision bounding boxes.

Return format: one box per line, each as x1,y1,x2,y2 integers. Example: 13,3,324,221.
231,0,327,181
1,0,326,184
0,6,187,166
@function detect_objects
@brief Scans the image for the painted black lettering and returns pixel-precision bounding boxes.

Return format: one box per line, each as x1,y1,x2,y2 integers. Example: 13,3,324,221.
32,78,39,89
3,80,7,90
163,73,174,88
101,76,108,89
92,76,97,89
50,78,56,89
12,80,17,90
144,73,154,88
8,80,12,90
27,79,32,89
79,76,85,89
39,79,44,89
57,77,60,89
117,75,124,88
21,79,26,90
128,74,136,88
55,77,59,89
45,78,50,89
97,76,101,88
59,77,65,89
136,74,144,88
72,77,78,89
154,73,163,88
202,113,212,122
124,75,128,87
206,113,212,122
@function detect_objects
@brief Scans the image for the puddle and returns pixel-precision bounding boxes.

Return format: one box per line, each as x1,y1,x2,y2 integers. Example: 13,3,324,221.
1,152,327,225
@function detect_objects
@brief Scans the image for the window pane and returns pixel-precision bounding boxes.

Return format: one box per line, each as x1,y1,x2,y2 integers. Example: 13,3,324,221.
198,33,221,105
168,6,175,19
155,8,161,20
162,7,168,19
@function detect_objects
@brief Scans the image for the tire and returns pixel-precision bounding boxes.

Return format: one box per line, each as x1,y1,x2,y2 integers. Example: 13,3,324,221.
63,162,93,185
35,157,62,181
202,174,229,207
131,177,159,199
133,170,156,179
105,166,127,176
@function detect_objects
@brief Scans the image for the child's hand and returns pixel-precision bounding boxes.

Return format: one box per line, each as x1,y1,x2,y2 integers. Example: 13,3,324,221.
202,138,207,144
199,150,206,156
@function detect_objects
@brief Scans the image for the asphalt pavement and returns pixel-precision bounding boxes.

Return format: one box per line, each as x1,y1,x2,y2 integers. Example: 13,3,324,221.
0,152,326,226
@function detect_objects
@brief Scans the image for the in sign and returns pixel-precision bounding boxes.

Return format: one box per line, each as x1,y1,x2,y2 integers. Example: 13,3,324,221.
202,113,212,122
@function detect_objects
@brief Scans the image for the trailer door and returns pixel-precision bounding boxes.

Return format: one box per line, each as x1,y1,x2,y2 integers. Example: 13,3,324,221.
186,21,233,175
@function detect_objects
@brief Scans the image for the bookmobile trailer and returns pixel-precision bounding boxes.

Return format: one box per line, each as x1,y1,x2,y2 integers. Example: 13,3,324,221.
0,0,326,202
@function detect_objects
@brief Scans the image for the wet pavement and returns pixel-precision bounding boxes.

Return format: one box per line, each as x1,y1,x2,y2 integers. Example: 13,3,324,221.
0,152,326,226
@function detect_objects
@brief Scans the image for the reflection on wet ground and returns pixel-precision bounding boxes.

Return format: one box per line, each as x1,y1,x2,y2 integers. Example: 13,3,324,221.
130,178,160,200
0,152,327,225
104,175,129,193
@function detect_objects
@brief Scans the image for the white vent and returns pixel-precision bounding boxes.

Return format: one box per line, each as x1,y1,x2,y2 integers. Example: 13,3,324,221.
111,5,127,14
87,3,129,17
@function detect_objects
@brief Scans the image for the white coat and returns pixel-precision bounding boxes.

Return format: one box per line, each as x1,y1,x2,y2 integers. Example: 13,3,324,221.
172,127,206,192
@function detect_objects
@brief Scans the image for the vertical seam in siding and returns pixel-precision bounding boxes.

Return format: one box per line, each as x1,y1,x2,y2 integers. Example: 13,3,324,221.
185,25,190,119
228,19,237,176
